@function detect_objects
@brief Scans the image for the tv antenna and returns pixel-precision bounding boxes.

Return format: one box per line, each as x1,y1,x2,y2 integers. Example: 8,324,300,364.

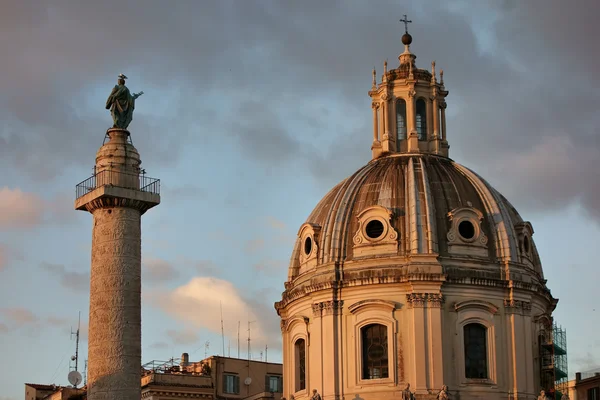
247,320,256,361
220,301,225,356
237,321,240,358
68,312,82,388
69,312,81,372
204,341,210,359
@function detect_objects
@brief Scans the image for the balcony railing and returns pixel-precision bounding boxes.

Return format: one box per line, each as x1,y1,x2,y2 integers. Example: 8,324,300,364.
76,169,160,199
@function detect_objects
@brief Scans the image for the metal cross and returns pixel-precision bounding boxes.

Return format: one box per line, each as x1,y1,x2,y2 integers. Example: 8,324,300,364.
399,14,412,33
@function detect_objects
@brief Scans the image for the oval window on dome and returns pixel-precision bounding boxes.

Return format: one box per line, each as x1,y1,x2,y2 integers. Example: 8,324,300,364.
304,236,313,255
458,220,475,240
365,220,385,239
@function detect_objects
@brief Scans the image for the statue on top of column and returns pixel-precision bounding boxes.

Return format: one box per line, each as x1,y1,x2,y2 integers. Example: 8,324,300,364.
106,74,144,130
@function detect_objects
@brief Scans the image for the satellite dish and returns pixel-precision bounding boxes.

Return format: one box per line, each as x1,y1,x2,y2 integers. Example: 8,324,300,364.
244,377,252,386
68,371,83,386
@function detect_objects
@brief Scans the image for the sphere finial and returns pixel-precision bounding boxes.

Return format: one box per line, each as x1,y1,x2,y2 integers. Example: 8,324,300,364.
400,14,413,45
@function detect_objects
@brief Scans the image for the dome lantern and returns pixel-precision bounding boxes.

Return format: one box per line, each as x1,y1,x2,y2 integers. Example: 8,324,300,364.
369,17,450,160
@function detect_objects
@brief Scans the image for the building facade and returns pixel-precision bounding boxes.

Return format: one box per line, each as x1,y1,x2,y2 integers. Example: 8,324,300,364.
275,29,559,400
26,355,283,400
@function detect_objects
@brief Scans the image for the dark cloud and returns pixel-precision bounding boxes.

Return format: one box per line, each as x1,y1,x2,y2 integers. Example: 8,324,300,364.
1,0,599,220
143,258,179,284
166,329,199,345
40,262,89,292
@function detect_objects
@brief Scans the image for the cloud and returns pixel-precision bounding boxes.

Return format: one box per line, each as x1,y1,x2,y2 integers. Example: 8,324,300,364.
46,316,69,327
0,322,9,334
253,259,283,274
143,258,179,284
0,188,44,229
153,277,280,347
195,260,221,276
0,245,6,271
149,341,169,350
40,262,89,292
1,307,37,325
1,0,600,220
166,329,200,345
244,238,265,255
266,217,286,231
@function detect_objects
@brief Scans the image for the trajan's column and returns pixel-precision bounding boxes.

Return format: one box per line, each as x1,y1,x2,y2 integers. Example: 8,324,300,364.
75,74,160,399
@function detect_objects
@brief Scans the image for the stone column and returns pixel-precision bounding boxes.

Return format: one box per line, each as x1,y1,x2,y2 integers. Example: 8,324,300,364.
432,96,440,154
372,103,379,143
407,89,419,153
440,103,447,141
75,129,160,400
406,294,428,393
371,103,382,159
427,295,444,390
319,301,343,400
88,206,141,399
382,94,394,153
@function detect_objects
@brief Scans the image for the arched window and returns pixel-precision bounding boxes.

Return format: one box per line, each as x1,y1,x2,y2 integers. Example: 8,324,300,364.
464,323,488,379
416,98,427,141
396,99,407,141
295,339,306,391
361,324,389,379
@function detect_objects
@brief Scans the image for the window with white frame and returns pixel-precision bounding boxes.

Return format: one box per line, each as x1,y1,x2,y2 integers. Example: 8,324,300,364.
266,375,283,393
223,373,240,394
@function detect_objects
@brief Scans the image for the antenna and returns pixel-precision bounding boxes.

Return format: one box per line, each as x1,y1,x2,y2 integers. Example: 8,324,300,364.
204,341,210,359
83,359,88,386
70,312,81,372
67,371,82,388
260,351,263,362
247,320,256,361
237,321,240,358
220,301,225,357
265,344,268,362
228,340,231,358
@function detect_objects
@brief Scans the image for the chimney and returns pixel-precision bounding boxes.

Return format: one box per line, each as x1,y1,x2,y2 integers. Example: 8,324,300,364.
181,353,189,367
576,372,581,383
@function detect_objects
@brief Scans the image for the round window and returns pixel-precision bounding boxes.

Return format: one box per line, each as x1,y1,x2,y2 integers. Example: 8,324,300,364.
304,237,312,255
523,235,530,254
365,220,385,239
458,220,475,240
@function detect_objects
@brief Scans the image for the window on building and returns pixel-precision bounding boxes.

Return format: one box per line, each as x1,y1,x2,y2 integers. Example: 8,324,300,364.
396,99,407,141
295,338,306,391
361,324,389,379
266,375,283,393
223,373,240,394
464,323,488,379
588,387,600,400
416,98,427,141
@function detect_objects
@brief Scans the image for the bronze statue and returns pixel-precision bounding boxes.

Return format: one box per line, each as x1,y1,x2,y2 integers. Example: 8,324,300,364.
106,74,144,129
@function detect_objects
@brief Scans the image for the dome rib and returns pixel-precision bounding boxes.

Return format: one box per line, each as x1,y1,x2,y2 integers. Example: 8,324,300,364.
453,163,519,262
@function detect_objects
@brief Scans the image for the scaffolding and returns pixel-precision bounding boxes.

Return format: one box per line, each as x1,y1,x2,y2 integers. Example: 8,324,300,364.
540,322,568,398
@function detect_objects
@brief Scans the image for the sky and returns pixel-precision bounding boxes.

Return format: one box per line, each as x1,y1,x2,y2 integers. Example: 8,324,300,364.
0,0,599,398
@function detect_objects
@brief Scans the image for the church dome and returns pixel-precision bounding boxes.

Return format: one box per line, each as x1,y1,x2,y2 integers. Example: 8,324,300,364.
286,153,544,283
276,28,557,400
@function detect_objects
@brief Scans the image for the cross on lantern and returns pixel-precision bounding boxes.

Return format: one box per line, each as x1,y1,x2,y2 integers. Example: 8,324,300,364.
399,14,412,33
